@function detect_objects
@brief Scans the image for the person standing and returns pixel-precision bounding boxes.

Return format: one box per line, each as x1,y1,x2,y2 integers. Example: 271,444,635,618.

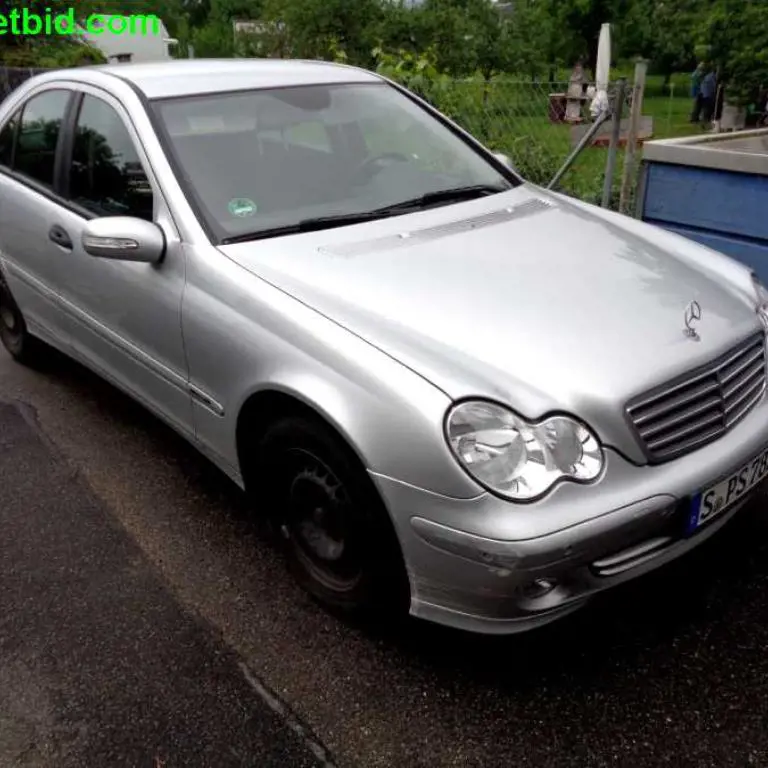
700,67,717,126
690,63,704,122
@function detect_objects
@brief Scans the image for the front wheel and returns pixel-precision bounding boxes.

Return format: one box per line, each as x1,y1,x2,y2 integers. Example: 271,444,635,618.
255,416,409,617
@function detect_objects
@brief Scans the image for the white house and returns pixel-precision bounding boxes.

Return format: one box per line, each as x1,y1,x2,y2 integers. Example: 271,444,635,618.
76,15,178,63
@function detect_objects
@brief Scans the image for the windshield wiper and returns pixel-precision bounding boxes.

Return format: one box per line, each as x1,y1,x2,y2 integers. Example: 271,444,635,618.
371,183,510,214
219,184,509,244
220,210,397,244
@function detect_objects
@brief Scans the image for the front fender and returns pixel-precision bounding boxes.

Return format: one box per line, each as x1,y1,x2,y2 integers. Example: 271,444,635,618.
182,242,484,500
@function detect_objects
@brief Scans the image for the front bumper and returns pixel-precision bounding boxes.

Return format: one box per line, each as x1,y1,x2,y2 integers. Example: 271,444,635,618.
370,393,768,635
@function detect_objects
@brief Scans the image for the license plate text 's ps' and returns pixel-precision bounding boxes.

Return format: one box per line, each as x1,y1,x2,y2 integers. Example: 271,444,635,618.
689,446,768,533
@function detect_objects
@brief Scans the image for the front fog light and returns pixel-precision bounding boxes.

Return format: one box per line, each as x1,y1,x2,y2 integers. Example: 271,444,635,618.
446,400,604,501
520,578,558,600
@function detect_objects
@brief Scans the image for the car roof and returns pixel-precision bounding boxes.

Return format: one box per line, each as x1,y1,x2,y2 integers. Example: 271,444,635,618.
36,58,383,100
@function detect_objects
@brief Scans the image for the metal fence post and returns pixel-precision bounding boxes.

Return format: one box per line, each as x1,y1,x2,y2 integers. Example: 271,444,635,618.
618,59,647,215
601,78,626,208
546,110,611,191
667,82,675,131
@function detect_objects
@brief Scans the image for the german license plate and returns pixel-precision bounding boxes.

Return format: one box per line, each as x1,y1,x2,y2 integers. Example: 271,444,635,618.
688,446,768,533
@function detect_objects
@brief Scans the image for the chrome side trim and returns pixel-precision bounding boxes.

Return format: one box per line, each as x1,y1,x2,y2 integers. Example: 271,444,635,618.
8,258,227,420
189,384,225,416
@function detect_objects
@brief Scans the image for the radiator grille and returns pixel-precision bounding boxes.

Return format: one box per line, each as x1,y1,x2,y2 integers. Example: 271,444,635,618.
626,333,767,463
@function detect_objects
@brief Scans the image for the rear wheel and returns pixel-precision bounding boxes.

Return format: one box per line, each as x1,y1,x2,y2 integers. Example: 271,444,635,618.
0,278,44,365
254,415,409,617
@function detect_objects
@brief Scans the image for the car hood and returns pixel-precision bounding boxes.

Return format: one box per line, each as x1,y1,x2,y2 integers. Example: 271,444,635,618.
218,184,762,461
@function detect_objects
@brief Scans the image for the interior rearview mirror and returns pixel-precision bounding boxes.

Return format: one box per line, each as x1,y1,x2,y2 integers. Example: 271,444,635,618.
82,217,166,263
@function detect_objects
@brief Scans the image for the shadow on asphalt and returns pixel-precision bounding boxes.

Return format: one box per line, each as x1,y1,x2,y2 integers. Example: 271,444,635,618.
34,346,768,644
20,346,768,765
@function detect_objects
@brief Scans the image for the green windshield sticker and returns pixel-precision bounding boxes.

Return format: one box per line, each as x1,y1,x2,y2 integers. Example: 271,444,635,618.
228,198,258,217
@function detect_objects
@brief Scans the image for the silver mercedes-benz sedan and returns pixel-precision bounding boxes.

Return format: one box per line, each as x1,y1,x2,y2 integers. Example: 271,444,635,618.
1,59,767,634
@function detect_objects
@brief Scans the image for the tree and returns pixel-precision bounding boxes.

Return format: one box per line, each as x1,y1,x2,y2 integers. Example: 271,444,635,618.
614,0,697,89
561,0,617,77
698,0,768,106
189,20,236,57
0,1,112,66
503,0,562,81
418,0,477,75
465,0,512,80
372,0,429,54
177,0,264,58
261,0,382,64
175,0,213,30
498,0,609,81
417,0,512,78
509,0,658,80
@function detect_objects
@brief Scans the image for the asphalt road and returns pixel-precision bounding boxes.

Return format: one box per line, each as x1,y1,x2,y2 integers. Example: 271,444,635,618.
0,400,329,768
2,345,768,768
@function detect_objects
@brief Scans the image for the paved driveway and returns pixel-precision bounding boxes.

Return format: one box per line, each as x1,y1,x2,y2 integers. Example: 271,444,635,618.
1,346,768,767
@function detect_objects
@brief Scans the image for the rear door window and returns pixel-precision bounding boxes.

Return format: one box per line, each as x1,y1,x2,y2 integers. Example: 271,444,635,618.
14,89,71,188
0,110,19,168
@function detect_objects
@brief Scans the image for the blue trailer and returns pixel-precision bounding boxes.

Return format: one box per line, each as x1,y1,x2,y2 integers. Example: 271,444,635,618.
637,129,768,284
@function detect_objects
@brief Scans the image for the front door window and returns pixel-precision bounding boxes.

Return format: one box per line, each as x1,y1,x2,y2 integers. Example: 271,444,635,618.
69,94,154,221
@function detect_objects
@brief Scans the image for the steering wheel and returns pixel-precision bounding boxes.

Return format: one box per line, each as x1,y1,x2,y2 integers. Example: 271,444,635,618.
349,152,410,184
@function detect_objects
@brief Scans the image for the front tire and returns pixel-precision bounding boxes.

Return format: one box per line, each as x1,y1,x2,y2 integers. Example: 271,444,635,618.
255,415,409,618
0,278,44,365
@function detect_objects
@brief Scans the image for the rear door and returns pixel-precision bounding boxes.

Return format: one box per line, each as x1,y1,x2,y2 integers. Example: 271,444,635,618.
0,86,76,349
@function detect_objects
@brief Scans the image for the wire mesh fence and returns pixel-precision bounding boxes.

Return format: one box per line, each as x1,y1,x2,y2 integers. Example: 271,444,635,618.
435,81,581,188
415,78,646,208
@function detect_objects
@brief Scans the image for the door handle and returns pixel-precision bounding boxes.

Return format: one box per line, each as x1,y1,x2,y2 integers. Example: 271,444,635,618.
49,224,73,250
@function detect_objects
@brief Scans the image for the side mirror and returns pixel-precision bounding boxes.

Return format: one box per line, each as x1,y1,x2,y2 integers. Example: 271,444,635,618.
82,217,165,263
492,151,514,170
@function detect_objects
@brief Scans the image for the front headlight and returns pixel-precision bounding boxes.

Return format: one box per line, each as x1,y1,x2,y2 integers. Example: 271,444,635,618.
753,274,768,329
445,400,604,501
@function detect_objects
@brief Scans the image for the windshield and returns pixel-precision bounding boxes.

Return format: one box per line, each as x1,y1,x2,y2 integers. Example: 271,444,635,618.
152,82,519,242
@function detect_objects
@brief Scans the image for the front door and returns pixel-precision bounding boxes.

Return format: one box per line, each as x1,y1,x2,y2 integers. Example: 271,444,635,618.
50,87,193,437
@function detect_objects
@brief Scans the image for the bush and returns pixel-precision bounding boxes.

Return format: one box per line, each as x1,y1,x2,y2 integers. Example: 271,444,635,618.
1,40,106,68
